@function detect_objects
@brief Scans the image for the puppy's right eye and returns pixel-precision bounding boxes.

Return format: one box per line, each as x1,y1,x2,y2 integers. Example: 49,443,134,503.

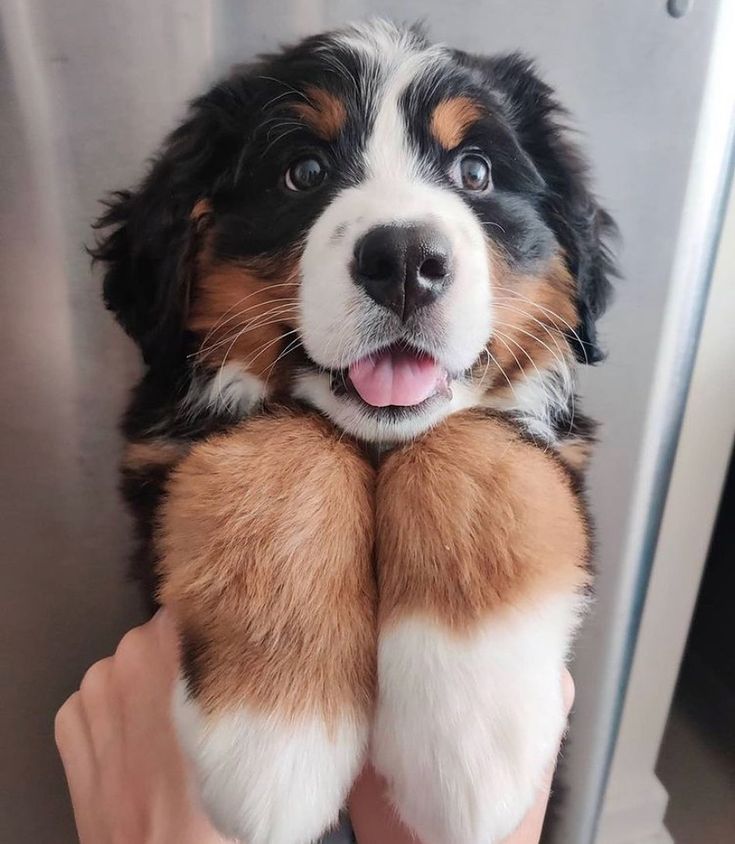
285,157,327,191
449,153,492,193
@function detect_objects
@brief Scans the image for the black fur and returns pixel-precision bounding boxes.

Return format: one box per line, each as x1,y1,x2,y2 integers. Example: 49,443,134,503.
475,52,617,362
120,461,174,613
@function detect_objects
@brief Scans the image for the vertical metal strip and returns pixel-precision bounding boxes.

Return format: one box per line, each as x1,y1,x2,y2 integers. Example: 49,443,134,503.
582,2,735,839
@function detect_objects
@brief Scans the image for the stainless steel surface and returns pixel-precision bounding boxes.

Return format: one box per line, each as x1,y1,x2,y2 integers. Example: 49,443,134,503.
580,0,735,833
1,2,730,841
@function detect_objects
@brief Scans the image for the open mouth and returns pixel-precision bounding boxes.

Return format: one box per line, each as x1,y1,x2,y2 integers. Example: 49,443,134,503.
332,343,453,410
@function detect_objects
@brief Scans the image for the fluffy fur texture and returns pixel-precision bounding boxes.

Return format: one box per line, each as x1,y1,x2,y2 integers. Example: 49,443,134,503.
373,410,590,844
158,411,376,719
173,681,365,844
93,19,616,844
375,410,590,629
160,410,376,842
374,599,577,844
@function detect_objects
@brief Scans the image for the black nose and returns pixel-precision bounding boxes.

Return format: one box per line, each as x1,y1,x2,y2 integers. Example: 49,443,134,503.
352,224,453,320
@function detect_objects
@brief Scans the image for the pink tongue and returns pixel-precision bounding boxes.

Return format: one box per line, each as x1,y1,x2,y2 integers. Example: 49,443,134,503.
348,348,443,407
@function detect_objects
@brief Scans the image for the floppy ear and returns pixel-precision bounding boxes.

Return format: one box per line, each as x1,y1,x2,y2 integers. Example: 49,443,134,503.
91,85,248,369
463,52,617,363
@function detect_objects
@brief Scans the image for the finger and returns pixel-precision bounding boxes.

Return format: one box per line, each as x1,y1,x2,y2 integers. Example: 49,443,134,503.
562,669,575,714
56,702,102,844
78,658,121,765
348,764,419,844
111,612,180,719
115,615,178,704
113,621,165,697
112,619,182,778
502,670,575,843
54,691,97,806
501,769,553,844
152,607,183,685
112,624,161,749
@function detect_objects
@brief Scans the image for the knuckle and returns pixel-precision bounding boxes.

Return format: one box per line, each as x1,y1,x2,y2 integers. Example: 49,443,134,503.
79,658,111,704
54,692,80,748
114,626,149,674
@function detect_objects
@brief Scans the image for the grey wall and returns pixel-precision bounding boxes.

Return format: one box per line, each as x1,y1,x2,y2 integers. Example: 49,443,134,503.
0,1,213,838
0,1,727,841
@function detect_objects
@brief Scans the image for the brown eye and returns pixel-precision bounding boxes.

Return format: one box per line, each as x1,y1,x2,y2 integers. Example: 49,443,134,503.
452,153,492,192
285,156,327,191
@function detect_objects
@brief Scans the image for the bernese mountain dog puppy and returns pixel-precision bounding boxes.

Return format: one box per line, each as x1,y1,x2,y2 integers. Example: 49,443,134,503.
93,20,615,844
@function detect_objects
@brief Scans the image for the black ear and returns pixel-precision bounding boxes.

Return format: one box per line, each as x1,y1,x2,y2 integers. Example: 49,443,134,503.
463,52,617,363
90,84,247,369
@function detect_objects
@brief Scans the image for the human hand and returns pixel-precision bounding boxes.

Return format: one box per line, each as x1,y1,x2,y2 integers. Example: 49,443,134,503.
54,610,231,844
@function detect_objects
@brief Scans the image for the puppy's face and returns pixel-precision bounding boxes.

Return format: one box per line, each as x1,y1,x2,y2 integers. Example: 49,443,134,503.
97,21,614,444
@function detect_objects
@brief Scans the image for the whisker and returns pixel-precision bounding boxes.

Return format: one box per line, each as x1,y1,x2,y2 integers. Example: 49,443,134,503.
263,335,302,390
263,118,308,142
494,328,554,391
202,299,299,342
195,312,297,368
493,320,572,385
256,77,310,103
477,347,492,388
491,330,529,380
244,328,301,370
196,282,300,350
493,301,570,365
494,321,576,436
267,334,301,372
495,289,591,365
487,336,547,449
195,295,299,355
493,303,577,433
260,89,302,111
318,51,358,90
194,305,298,359
210,324,298,408
260,126,302,158
482,347,518,402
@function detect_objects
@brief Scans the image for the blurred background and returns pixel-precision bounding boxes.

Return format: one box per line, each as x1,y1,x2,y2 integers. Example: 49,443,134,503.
1,1,733,842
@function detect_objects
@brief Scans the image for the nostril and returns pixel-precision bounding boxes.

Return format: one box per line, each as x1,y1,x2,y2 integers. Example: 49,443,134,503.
419,255,449,280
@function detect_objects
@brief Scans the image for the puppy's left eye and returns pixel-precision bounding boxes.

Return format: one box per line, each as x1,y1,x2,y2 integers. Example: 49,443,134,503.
285,157,327,191
451,153,492,193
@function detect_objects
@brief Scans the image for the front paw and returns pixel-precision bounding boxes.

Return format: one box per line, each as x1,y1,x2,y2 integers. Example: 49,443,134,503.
371,602,570,844
372,411,589,843
174,680,366,844
157,411,377,843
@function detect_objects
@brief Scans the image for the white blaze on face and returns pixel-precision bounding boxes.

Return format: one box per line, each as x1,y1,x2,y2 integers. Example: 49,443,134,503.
297,24,493,441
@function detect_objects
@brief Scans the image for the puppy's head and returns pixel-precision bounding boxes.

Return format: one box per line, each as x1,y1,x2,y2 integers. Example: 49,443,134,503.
94,20,615,443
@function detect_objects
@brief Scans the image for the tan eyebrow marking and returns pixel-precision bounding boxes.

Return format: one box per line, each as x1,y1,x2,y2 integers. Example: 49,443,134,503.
291,86,348,141
190,199,212,224
430,96,485,150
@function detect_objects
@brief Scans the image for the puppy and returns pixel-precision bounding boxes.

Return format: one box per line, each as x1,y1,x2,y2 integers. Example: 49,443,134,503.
94,19,615,844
